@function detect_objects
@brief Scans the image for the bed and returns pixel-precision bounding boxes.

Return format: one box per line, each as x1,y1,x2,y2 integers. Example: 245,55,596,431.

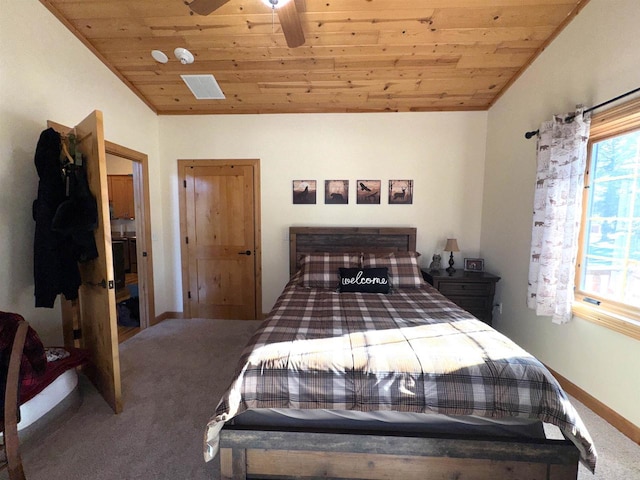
204,227,597,480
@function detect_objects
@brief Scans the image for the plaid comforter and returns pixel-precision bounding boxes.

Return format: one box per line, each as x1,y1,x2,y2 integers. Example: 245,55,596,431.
204,278,597,471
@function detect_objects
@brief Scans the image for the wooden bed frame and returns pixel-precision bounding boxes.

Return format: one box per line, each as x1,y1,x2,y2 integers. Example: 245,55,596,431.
289,226,417,276
218,227,580,480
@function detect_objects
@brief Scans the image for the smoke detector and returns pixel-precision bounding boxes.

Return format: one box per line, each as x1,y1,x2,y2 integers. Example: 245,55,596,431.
174,48,194,65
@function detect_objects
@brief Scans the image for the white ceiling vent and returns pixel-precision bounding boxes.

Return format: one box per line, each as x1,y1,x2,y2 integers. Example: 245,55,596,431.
180,74,225,100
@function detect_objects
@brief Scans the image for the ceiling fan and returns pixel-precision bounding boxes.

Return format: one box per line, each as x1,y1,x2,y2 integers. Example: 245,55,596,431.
188,0,305,48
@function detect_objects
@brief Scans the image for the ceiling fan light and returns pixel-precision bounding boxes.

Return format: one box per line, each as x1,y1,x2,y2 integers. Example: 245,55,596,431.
261,0,292,9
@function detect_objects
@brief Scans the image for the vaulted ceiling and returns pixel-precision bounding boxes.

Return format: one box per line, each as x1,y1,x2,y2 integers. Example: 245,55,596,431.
40,0,589,115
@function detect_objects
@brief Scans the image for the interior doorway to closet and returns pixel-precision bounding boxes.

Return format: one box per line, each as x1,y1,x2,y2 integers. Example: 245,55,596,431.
105,142,155,343
178,159,261,320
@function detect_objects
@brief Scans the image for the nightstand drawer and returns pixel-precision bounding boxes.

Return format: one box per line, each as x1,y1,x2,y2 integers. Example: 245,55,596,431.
448,296,493,311
438,282,493,297
421,270,500,326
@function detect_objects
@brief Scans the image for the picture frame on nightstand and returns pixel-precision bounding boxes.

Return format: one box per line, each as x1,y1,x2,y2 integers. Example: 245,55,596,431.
464,258,484,272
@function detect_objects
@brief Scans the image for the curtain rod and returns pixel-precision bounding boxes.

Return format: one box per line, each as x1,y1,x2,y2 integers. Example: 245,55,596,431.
524,86,640,139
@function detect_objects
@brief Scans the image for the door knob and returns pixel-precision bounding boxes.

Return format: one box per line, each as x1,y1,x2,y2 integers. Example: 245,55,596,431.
238,250,252,256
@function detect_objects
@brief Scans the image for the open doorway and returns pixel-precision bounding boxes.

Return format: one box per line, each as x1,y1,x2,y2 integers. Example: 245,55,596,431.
105,142,155,343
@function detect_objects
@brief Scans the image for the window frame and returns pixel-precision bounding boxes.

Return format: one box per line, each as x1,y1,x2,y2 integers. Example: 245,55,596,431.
573,97,640,341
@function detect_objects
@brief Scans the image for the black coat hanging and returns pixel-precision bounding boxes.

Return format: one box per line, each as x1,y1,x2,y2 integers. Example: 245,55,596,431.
32,128,99,308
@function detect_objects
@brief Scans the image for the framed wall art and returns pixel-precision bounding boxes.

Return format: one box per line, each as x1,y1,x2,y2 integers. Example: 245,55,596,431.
325,180,349,204
356,180,381,204
388,180,413,204
292,180,317,204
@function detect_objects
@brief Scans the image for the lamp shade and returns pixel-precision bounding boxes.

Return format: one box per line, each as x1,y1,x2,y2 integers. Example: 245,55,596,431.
444,238,460,252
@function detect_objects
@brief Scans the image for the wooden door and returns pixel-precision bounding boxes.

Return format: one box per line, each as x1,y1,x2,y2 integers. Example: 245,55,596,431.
50,111,122,413
179,160,261,320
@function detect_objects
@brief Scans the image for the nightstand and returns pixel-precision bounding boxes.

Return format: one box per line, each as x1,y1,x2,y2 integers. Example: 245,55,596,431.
422,269,501,325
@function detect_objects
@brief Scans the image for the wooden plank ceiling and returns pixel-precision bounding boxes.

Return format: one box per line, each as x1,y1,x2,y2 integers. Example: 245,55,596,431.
40,0,588,115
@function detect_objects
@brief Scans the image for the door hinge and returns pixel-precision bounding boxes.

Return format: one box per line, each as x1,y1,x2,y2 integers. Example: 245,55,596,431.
185,236,189,244
183,180,187,188
188,291,192,299
73,328,82,340
108,280,115,289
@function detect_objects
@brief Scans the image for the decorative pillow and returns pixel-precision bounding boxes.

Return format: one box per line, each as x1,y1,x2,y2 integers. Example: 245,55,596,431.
299,252,362,288
338,267,390,294
362,252,424,288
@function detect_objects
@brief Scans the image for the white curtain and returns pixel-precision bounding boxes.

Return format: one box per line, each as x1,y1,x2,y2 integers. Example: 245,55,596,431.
527,107,591,324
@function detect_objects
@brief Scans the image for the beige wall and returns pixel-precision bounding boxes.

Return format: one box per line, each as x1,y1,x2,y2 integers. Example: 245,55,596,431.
159,112,488,312
482,0,640,428
106,154,134,175
0,0,161,344
2,3,488,340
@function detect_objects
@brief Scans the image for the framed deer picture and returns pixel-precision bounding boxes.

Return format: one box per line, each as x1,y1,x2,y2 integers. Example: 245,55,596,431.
388,180,413,204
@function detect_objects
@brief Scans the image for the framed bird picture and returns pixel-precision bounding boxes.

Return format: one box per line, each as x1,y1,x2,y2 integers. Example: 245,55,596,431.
356,180,381,204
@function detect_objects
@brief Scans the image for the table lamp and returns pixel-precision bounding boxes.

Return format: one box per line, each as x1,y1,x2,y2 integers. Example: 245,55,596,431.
444,238,460,275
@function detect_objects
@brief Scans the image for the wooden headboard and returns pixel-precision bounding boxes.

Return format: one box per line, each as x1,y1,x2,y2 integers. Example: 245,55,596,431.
289,227,417,276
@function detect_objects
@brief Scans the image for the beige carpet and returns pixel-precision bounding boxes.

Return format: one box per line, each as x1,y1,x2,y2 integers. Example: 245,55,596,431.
8,318,640,479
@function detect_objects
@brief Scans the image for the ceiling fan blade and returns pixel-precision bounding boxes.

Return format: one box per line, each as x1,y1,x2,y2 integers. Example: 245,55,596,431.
277,1,305,48
188,0,231,16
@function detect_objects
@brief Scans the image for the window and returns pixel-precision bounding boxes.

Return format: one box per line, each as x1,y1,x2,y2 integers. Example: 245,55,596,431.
574,98,640,338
